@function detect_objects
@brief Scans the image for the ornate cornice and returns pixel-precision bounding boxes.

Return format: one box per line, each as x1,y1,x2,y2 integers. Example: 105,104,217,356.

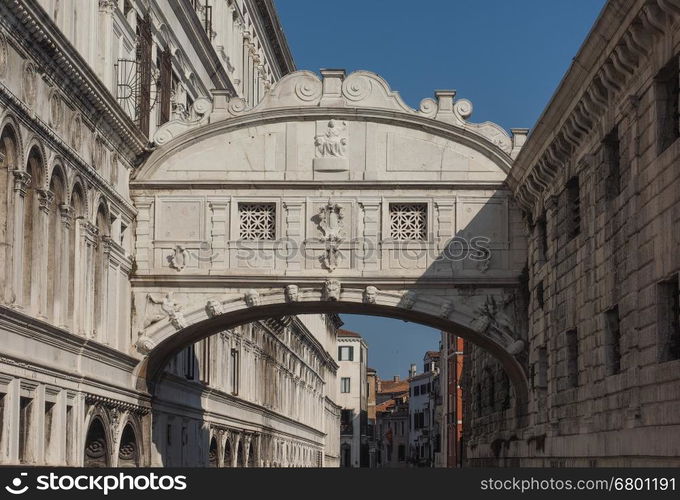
510,0,680,214
251,0,296,76
85,393,150,415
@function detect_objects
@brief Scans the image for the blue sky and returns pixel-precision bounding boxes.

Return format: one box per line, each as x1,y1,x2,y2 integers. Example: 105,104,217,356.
276,0,606,379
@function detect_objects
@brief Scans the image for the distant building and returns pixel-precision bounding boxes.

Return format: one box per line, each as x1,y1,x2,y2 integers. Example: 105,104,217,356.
441,332,464,467
337,329,368,467
375,379,410,467
408,352,441,466
367,367,378,467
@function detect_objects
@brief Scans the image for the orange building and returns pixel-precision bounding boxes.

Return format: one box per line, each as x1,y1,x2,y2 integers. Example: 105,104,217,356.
443,332,464,467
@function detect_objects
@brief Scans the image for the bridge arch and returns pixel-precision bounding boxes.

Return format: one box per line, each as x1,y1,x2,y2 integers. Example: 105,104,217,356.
130,68,530,423
134,283,529,411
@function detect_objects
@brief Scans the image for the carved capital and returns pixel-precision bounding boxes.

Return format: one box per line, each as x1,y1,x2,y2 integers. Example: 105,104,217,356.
101,235,115,255
59,203,74,227
81,221,99,243
11,170,31,196
98,0,116,13
37,189,54,214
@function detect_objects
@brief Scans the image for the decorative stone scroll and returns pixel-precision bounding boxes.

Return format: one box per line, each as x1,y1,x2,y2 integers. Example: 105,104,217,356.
153,97,213,145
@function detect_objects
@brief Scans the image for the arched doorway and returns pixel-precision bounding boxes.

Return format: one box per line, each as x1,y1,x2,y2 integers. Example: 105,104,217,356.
208,436,218,467
247,442,256,468
0,122,19,301
236,441,244,467
223,439,233,468
118,423,139,467
84,418,109,467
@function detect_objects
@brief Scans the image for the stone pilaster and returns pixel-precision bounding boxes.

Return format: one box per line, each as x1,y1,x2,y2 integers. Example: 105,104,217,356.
359,199,381,271
282,199,304,271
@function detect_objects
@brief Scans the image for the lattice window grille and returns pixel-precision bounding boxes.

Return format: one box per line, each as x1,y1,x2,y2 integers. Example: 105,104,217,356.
239,202,276,240
389,203,427,241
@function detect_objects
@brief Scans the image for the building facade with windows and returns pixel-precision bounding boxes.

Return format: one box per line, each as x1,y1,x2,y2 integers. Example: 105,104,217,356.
465,0,680,466
408,353,440,467
336,329,368,467
0,0,344,468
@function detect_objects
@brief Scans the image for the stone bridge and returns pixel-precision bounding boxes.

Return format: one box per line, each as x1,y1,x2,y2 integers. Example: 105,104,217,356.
130,69,529,409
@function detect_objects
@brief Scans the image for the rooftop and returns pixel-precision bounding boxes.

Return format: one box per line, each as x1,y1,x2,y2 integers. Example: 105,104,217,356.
337,328,362,338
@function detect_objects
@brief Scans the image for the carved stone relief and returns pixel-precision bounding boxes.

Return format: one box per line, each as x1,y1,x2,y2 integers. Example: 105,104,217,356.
313,120,348,172
322,280,341,301
22,61,37,107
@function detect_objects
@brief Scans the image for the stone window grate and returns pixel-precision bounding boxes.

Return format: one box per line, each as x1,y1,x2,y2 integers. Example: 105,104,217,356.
238,202,276,240
389,203,427,241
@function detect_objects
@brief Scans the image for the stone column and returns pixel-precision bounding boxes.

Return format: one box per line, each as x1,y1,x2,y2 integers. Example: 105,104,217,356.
81,221,99,337
97,0,116,88
71,218,85,334
4,378,20,463
36,189,54,319
10,170,30,308
58,204,73,329
242,32,252,104
101,236,115,345
52,390,67,465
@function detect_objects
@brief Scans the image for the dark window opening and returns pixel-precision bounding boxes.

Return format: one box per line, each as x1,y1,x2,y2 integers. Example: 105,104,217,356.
605,305,622,375
537,215,548,262
566,329,579,388
659,275,680,362
536,280,545,309
656,55,680,154
603,126,622,199
566,177,581,239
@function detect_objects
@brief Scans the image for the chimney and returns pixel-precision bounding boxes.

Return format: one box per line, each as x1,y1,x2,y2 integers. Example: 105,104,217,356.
409,364,417,378
393,375,400,382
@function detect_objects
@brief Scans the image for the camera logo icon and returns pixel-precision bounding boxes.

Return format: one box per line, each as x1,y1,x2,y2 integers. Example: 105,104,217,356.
5,472,29,495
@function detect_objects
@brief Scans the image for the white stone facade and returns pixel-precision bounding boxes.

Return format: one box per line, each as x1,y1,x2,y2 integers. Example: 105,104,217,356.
336,330,368,467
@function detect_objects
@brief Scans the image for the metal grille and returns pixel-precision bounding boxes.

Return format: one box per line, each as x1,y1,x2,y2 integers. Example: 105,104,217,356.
389,203,427,240
239,203,276,240
159,48,172,125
